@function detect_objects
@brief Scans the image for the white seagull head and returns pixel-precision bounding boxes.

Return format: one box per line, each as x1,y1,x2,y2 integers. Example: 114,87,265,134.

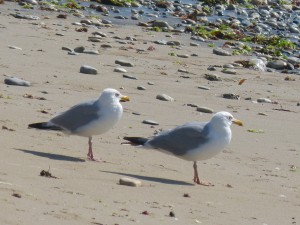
98,88,130,105
210,111,243,128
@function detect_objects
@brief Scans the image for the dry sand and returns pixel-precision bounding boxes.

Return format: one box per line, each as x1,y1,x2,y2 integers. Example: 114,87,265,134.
0,2,299,225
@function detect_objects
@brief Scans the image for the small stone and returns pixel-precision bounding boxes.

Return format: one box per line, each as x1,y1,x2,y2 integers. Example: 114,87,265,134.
92,31,107,37
198,86,210,90
137,86,146,90
204,73,222,81
183,193,190,197
178,69,189,73
115,59,134,67
154,40,167,45
4,77,31,86
79,65,98,75
152,20,173,30
147,82,155,85
123,74,137,80
114,67,127,73
177,54,189,58
257,98,272,103
101,44,113,48
8,45,22,50
62,47,73,52
169,211,175,217
258,112,268,116
223,64,234,69
190,42,199,46
142,120,159,125
83,50,100,55
207,65,217,71
156,94,174,102
213,48,231,56
167,40,181,46
12,193,22,198
221,68,236,75
119,177,142,187
88,36,102,42
74,46,85,53
196,107,214,113
187,103,199,108
223,93,240,100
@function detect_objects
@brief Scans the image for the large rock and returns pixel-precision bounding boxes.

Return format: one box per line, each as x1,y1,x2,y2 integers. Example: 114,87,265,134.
266,60,287,70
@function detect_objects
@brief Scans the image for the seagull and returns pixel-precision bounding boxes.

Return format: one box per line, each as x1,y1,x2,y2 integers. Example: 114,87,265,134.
28,88,129,161
123,111,243,186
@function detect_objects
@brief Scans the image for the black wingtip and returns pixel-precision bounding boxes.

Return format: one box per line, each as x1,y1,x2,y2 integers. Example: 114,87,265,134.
123,136,148,145
28,122,62,131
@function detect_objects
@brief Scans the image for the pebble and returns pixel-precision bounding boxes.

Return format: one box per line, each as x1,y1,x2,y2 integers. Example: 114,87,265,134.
8,46,22,50
223,93,240,100
152,20,173,30
11,13,39,20
177,54,189,58
167,40,181,46
223,64,234,69
190,42,199,46
197,107,214,113
4,77,31,87
92,31,107,37
88,36,102,42
142,120,159,125
221,68,237,75
137,86,146,90
204,73,222,81
23,0,38,5
114,67,127,73
198,86,210,90
187,103,199,108
178,69,189,73
156,94,174,102
115,59,134,67
62,46,72,52
123,74,137,80
119,177,142,187
154,40,167,45
74,46,85,53
257,98,272,103
101,44,113,48
79,65,98,75
213,48,231,56
83,50,100,55
267,60,287,70
147,82,155,85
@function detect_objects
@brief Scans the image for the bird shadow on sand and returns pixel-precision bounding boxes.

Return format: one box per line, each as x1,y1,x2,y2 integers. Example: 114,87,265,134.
100,170,194,186
15,149,85,162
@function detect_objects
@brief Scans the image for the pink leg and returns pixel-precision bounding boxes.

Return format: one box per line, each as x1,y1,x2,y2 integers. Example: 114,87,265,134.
193,161,213,186
87,137,101,162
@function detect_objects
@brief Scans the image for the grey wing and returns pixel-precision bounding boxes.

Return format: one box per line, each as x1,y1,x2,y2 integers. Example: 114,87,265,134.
146,122,210,156
50,100,100,132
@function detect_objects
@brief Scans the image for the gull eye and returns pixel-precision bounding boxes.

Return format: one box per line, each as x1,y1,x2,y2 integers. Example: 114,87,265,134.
228,116,233,121
115,93,120,97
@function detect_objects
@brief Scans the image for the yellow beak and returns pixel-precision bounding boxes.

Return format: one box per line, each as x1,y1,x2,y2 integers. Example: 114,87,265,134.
120,95,130,102
232,118,243,126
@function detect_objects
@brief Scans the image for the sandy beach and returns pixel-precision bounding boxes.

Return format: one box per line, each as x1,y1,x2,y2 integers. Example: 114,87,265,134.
1,2,300,224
